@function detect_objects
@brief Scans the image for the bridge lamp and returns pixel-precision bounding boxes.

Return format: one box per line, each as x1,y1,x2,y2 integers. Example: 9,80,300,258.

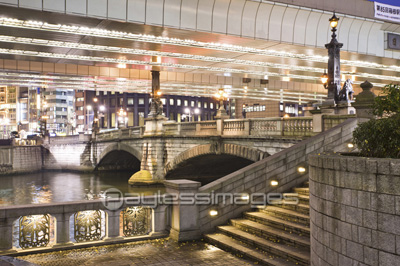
86,105,92,111
321,71,328,89
347,143,354,148
329,13,339,29
240,194,250,201
99,105,106,112
209,210,218,217
270,180,279,187
194,108,200,115
298,166,306,173
184,108,190,114
93,97,98,103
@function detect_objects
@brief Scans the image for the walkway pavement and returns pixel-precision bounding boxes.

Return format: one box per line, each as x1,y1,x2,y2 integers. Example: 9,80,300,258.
17,238,255,266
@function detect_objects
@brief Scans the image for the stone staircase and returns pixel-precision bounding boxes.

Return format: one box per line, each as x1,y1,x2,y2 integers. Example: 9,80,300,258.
205,183,310,266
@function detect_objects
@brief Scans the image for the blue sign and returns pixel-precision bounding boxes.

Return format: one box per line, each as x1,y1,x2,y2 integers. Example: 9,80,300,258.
369,0,400,7
371,1,400,23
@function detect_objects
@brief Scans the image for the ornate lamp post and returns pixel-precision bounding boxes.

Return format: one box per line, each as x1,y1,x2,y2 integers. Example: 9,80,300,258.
148,57,163,118
324,12,342,105
92,96,99,134
117,107,128,128
214,88,229,118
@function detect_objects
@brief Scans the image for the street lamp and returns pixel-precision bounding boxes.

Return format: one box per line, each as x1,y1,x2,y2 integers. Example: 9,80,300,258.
117,107,128,128
324,12,343,105
86,105,92,132
182,108,200,122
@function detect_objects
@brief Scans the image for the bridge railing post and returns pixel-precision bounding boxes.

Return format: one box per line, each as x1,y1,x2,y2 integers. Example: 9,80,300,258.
0,216,15,251
53,212,74,247
216,118,223,136
244,120,250,135
104,210,123,240
152,204,169,237
278,119,284,136
313,114,324,133
164,180,201,241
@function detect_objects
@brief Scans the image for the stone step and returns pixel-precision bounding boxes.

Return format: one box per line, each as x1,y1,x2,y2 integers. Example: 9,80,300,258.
293,194,309,205
277,193,309,206
293,187,309,196
230,219,310,249
274,202,310,215
204,233,297,266
245,212,310,236
217,226,310,266
261,206,310,226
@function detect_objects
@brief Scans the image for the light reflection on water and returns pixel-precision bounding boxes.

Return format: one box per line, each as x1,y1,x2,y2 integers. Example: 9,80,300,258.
0,171,165,206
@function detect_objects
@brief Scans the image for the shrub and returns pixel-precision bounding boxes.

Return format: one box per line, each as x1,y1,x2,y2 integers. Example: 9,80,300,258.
353,84,400,158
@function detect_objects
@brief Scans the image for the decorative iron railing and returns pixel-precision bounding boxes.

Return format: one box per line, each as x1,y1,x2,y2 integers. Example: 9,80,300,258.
2,195,169,252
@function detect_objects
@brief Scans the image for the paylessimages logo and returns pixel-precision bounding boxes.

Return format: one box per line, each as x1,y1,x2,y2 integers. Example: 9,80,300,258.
100,188,300,211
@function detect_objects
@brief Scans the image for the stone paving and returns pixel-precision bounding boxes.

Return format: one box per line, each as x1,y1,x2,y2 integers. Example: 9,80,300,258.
17,238,255,266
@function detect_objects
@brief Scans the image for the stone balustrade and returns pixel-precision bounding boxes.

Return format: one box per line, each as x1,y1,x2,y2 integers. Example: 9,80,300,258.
0,195,170,255
88,115,355,142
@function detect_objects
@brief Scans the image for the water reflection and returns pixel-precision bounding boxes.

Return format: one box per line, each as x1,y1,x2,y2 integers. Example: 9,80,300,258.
0,171,165,206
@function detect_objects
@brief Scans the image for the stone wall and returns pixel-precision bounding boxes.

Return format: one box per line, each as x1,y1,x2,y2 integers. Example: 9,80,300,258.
309,154,400,265
197,118,358,233
42,142,94,172
0,146,42,174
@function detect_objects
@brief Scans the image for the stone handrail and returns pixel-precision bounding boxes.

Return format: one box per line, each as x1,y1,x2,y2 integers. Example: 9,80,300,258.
0,195,170,254
193,117,359,234
323,114,355,131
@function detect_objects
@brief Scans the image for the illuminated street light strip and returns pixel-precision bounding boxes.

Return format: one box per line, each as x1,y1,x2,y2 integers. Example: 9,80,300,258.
2,35,398,84
0,76,325,102
0,35,324,74
0,48,323,82
0,17,399,73
0,71,150,85
0,72,329,96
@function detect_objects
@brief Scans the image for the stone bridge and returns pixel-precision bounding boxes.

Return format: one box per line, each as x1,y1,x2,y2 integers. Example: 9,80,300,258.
41,115,352,182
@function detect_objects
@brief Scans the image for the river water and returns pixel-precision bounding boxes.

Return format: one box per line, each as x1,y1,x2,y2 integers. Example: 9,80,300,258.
0,171,165,206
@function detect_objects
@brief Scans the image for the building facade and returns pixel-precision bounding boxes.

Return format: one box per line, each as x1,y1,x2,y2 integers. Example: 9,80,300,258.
76,91,222,131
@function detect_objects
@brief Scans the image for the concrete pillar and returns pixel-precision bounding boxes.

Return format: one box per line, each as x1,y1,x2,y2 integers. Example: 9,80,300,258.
216,118,223,135
53,212,74,246
352,80,376,119
244,120,250,135
79,132,86,141
105,210,123,240
152,205,169,237
312,114,324,133
164,180,201,241
0,217,16,251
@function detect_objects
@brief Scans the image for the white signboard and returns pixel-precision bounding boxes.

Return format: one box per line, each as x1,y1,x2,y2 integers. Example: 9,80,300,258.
374,2,400,23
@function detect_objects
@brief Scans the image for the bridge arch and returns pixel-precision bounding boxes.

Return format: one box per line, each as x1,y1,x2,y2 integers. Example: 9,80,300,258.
96,143,142,171
165,143,268,176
